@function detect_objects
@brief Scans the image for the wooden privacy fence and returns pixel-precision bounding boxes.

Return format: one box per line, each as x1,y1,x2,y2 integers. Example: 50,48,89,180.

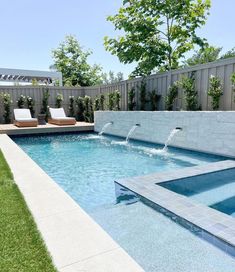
0,57,235,123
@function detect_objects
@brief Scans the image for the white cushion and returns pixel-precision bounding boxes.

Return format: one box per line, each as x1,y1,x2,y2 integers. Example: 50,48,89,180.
15,118,37,122
14,109,31,119
49,108,66,118
52,117,75,121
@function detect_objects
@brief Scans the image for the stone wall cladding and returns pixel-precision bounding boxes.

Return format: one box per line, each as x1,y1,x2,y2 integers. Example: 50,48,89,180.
94,111,235,158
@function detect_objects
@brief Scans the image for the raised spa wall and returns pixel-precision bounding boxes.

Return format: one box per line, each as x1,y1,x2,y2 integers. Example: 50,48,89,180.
94,111,235,158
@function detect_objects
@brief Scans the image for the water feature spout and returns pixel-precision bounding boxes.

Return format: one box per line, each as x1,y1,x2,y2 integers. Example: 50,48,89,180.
125,124,139,143
99,122,113,136
162,127,182,151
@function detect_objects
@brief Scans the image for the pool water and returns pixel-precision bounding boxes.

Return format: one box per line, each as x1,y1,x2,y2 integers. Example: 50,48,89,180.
12,133,235,271
161,168,235,217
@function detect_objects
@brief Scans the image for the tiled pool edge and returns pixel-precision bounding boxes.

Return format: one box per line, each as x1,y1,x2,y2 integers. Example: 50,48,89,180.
0,134,144,272
116,160,235,257
0,122,94,135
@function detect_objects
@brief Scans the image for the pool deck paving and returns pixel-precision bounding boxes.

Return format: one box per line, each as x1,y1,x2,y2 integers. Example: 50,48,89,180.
0,122,94,135
0,134,143,272
116,160,235,257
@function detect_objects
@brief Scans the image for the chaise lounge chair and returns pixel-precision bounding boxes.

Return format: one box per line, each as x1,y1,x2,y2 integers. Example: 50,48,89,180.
48,108,76,126
14,109,38,127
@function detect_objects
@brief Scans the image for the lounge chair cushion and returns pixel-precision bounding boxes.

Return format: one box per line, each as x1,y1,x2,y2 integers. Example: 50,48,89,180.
49,108,67,119
52,117,75,121
14,109,32,119
15,118,38,122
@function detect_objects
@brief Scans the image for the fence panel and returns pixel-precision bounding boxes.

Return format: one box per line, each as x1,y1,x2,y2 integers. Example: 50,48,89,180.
0,58,235,123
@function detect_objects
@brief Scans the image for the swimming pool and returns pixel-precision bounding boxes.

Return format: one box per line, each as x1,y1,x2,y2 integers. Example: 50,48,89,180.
160,168,235,217
12,133,235,271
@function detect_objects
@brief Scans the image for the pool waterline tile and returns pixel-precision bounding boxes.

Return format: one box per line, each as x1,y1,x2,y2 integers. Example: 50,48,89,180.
116,160,235,254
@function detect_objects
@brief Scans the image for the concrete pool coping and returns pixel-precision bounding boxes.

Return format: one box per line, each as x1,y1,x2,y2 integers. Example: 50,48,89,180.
116,160,235,256
0,134,144,272
0,122,94,135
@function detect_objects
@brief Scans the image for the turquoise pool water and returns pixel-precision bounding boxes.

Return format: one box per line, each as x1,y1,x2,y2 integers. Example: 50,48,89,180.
161,168,235,217
13,133,235,271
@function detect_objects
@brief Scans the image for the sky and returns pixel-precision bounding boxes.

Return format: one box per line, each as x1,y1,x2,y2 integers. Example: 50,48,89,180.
0,0,234,79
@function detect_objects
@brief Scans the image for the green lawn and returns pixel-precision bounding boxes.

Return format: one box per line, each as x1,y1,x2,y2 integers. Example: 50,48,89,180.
0,150,57,272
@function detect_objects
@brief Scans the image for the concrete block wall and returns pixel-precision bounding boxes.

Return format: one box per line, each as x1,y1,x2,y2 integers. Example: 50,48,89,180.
94,111,235,158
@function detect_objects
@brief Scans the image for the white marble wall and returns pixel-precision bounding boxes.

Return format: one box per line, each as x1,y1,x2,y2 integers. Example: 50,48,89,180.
94,111,235,158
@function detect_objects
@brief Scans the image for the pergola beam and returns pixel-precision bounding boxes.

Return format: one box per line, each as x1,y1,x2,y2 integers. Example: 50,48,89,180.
0,68,62,86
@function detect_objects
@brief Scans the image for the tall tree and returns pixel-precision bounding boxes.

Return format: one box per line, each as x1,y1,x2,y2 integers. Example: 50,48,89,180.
51,35,102,86
220,47,235,60
184,45,222,66
101,71,124,84
104,0,211,76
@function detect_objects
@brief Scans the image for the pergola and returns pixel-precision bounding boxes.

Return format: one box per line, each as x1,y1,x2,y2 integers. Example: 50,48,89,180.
0,68,63,86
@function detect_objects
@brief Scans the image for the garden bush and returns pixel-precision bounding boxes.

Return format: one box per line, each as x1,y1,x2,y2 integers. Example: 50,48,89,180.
165,83,179,111
208,75,223,110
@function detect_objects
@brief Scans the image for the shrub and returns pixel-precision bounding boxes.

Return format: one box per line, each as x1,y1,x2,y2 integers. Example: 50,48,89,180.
148,90,161,111
231,73,235,87
26,96,35,117
99,94,105,110
55,93,63,108
75,97,85,121
139,79,147,110
40,88,50,121
16,95,26,109
128,87,136,111
108,92,115,110
94,97,100,111
179,75,198,111
231,73,235,102
84,96,94,123
1,93,12,124
165,82,179,111
114,90,121,110
208,75,223,110
68,96,75,117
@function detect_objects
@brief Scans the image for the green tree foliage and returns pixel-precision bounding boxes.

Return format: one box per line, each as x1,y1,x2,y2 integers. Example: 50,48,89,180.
101,71,124,84
51,35,102,86
184,45,222,66
208,75,223,110
179,75,198,110
128,87,136,111
104,0,211,76
184,46,235,67
165,82,178,110
220,47,235,59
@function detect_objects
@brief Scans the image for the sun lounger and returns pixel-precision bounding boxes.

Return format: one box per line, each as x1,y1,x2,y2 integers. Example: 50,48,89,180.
14,109,38,127
48,108,76,126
